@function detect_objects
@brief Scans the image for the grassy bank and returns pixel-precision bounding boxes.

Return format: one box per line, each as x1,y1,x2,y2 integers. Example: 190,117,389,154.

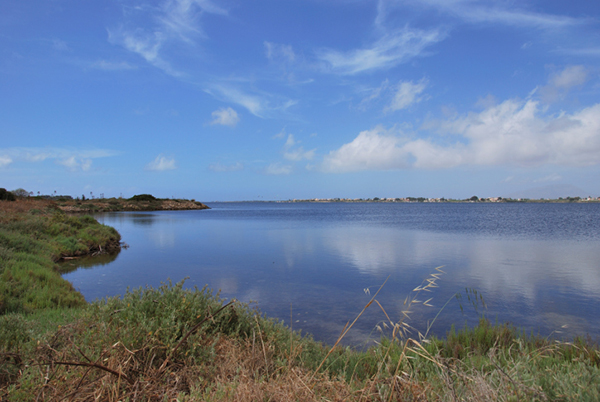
1,199,599,400
0,198,121,314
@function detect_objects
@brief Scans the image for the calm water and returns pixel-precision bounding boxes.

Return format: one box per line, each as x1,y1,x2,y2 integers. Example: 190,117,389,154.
62,202,600,346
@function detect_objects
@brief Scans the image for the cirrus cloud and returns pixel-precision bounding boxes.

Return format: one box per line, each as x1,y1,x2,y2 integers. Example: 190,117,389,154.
316,27,445,75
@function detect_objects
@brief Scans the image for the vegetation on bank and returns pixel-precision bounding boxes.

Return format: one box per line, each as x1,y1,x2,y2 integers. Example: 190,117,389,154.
2,282,599,400
1,198,599,400
56,194,210,213
0,198,121,314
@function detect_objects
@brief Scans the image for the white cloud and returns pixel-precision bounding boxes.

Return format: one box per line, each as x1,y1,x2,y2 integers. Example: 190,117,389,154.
146,154,177,171
323,99,600,172
57,156,92,172
317,27,445,75
323,126,410,172
210,107,240,127
385,78,428,112
0,156,12,168
91,60,137,71
265,162,292,175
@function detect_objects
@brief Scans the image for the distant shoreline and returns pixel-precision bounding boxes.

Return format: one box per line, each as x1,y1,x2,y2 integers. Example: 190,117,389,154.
209,196,599,203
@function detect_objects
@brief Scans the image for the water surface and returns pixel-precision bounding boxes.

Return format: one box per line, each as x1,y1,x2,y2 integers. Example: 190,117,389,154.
62,202,600,345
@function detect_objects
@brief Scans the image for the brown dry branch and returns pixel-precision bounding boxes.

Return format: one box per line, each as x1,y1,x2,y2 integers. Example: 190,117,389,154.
49,361,134,385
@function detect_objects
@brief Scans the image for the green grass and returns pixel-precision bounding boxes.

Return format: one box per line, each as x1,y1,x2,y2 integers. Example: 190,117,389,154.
0,200,120,314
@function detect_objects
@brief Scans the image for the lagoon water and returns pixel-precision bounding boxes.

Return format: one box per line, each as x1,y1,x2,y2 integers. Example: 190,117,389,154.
62,202,600,345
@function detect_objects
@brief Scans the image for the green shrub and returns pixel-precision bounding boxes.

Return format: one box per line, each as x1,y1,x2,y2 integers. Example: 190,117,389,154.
129,194,157,202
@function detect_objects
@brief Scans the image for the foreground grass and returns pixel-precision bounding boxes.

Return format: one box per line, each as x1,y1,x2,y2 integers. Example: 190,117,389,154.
0,199,121,314
1,199,599,400
2,282,599,401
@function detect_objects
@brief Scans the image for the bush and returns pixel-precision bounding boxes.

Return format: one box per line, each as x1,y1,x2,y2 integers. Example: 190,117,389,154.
129,194,157,202
0,188,16,201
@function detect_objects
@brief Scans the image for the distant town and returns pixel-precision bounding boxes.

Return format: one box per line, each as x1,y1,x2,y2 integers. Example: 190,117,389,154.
282,196,600,203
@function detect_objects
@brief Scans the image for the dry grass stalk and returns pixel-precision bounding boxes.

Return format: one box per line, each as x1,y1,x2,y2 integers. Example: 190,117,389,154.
311,276,390,380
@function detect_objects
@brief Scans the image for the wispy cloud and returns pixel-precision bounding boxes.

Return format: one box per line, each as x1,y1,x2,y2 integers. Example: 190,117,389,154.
323,98,600,172
209,162,243,172
265,162,292,175
0,155,12,168
0,148,117,171
90,60,137,71
358,78,428,112
57,156,92,172
281,134,315,161
210,107,240,127
206,85,267,117
52,39,69,51
379,0,580,30
539,65,589,103
146,154,177,171
385,78,428,112
108,28,182,77
109,0,227,76
316,27,445,75
265,42,296,63
550,65,589,89
206,84,297,118
160,0,227,42
557,47,600,57
534,173,562,183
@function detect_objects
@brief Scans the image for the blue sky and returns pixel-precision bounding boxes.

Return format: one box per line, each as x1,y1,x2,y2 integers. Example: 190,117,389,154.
1,0,600,200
